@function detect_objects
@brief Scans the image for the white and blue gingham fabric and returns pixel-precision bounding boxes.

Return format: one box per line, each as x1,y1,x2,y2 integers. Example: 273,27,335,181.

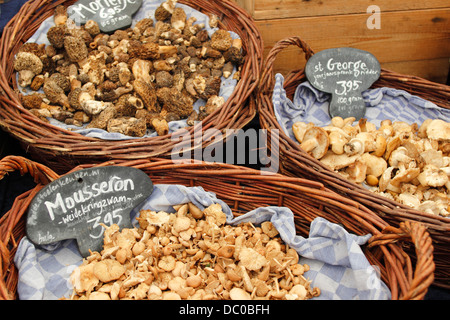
14,184,391,300
23,0,239,140
273,73,450,143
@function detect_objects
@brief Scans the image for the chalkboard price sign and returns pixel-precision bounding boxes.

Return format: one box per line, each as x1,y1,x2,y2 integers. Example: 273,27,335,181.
26,166,153,257
67,0,143,33
305,47,381,120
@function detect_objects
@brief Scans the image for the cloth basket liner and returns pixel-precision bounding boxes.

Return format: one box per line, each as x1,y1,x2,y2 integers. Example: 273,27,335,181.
22,0,240,140
273,73,450,142
14,184,391,300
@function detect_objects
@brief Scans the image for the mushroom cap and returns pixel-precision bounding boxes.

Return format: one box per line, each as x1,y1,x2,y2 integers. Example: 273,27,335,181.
229,287,252,300
388,146,413,167
288,284,307,300
238,247,268,271
320,151,360,171
158,255,176,272
70,263,99,293
171,7,187,31
300,127,330,159
93,259,126,283
426,119,450,141
345,160,367,183
64,36,88,62
397,193,421,209
420,149,444,167
384,136,402,160
417,164,449,187
418,118,433,138
378,166,395,192
390,167,420,188
46,26,65,48
292,121,314,143
261,221,279,238
14,52,43,74
373,134,387,157
133,79,158,112
211,29,233,52
360,153,387,178
355,132,376,152
203,203,227,226
173,216,191,233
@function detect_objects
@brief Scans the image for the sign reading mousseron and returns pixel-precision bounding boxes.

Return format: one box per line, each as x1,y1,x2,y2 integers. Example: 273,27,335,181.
305,47,381,121
26,166,153,257
67,0,143,33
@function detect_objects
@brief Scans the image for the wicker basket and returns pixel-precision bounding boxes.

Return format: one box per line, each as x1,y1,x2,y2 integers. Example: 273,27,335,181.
0,0,263,173
0,155,434,300
257,36,450,288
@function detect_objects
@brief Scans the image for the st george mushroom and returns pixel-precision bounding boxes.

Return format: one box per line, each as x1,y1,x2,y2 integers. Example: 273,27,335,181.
293,117,450,217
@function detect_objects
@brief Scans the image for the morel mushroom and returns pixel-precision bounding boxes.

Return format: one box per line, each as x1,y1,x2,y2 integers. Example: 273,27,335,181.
211,29,233,52
43,80,70,109
133,79,158,112
155,0,177,21
16,3,245,137
107,117,147,137
14,52,43,87
64,36,89,62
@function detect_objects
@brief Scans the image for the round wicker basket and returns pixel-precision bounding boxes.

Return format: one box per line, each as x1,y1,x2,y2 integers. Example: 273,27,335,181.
0,0,263,173
257,36,450,288
0,155,434,300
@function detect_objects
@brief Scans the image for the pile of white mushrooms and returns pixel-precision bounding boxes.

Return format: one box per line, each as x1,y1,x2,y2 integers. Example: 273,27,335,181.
293,117,450,217
68,203,320,300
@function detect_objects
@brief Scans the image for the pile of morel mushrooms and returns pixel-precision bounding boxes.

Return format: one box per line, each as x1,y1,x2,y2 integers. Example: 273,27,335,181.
293,117,450,217
15,0,243,137
68,203,320,300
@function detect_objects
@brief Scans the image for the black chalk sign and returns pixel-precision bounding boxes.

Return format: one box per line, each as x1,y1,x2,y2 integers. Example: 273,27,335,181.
67,0,143,33
26,166,153,257
305,47,381,120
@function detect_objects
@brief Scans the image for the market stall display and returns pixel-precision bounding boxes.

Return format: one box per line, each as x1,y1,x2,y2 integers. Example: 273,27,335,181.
0,156,435,300
257,36,450,288
0,0,263,173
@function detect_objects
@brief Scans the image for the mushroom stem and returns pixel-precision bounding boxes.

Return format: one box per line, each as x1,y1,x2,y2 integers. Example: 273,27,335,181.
158,45,177,55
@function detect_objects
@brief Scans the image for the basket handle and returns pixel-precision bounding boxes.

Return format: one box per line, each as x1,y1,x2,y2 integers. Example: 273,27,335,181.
367,220,435,300
0,155,60,185
259,36,315,94
0,156,61,299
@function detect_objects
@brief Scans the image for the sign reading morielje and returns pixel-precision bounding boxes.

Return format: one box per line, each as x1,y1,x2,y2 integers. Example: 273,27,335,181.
26,166,153,257
67,0,143,33
305,47,381,121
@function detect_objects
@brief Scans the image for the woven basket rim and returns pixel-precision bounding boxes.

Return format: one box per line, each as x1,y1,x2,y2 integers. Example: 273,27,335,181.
0,0,262,167
256,36,449,288
0,155,435,299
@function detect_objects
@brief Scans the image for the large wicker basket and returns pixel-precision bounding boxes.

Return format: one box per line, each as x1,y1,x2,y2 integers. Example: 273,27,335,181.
0,155,435,300
0,0,263,173
257,36,450,288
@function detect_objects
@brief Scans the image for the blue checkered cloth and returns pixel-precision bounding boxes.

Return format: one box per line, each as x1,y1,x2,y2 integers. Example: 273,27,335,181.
14,184,390,300
21,0,239,140
273,73,450,142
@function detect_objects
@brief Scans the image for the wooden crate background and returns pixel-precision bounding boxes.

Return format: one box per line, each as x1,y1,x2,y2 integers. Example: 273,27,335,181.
235,0,450,84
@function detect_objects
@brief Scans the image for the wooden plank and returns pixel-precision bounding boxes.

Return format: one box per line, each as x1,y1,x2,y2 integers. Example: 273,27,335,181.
268,52,449,84
382,58,449,84
257,8,450,78
235,0,450,20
